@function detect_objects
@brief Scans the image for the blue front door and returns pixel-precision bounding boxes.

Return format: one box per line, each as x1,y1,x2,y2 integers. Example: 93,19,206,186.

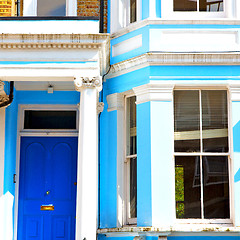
18,137,78,240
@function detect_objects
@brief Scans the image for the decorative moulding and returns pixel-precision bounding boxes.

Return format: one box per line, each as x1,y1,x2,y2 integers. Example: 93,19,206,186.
133,83,174,104
106,93,124,112
0,34,109,49
97,102,104,114
229,84,240,101
74,76,102,92
108,53,240,79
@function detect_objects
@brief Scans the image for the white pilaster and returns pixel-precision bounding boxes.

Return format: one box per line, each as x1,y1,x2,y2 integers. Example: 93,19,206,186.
228,85,240,227
134,83,175,227
107,93,125,227
149,0,157,18
74,76,102,240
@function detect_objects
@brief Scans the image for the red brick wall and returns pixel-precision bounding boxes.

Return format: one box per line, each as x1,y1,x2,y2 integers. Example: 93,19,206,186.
77,0,108,32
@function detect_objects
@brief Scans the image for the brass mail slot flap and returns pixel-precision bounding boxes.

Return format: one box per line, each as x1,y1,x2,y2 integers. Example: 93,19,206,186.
41,205,54,211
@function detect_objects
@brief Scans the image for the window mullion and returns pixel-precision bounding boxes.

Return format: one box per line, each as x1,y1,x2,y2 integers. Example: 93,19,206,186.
197,0,200,11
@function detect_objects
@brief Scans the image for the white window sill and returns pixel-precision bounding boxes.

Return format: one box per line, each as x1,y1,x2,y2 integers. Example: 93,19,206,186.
97,224,240,237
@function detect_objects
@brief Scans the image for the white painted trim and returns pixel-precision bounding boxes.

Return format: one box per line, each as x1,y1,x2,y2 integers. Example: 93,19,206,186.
112,34,142,57
124,94,137,225
110,0,141,33
111,19,240,39
13,104,79,240
107,93,124,112
0,108,5,198
97,225,240,235
229,85,240,101
66,0,77,16
117,94,125,227
108,53,240,79
133,83,174,104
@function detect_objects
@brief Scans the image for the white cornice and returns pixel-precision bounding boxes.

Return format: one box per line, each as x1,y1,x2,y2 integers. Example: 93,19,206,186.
0,33,109,49
111,19,240,39
108,53,240,79
133,83,174,104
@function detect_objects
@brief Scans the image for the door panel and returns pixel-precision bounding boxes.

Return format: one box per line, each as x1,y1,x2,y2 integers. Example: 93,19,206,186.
18,137,78,240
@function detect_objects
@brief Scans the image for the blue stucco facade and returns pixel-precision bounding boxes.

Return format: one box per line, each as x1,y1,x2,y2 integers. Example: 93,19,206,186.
1,0,240,239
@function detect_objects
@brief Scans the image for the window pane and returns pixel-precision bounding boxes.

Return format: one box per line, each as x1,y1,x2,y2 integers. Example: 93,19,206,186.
199,0,223,11
174,91,200,152
173,0,197,11
130,157,137,218
37,0,66,16
24,110,77,129
130,0,136,23
175,156,201,218
202,90,228,153
126,96,137,156
203,156,230,218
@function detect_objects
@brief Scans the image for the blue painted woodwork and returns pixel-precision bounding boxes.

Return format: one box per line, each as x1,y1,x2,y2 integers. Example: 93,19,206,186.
17,137,78,240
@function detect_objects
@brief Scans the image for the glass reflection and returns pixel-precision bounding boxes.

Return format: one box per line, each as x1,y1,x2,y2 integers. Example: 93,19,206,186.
175,156,201,218
202,90,228,153
200,0,223,11
130,157,137,218
203,156,229,218
174,91,200,152
37,0,66,16
130,0,136,23
127,96,137,156
174,0,197,11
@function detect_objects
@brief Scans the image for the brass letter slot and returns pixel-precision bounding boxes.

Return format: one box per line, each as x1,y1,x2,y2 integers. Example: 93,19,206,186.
40,205,54,211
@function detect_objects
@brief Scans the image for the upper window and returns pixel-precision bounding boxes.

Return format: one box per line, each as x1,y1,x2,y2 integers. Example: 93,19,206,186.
37,0,66,16
174,90,230,220
161,0,229,18
174,0,223,12
24,110,77,130
111,0,141,33
125,96,137,224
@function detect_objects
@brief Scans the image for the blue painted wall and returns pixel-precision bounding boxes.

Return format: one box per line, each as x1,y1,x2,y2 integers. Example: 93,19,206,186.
3,90,80,235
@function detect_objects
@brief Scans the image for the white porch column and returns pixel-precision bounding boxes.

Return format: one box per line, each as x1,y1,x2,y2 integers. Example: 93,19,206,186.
74,76,102,240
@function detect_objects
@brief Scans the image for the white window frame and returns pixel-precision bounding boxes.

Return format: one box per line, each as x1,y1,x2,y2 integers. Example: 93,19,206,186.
173,87,233,224
110,0,141,33
23,0,77,16
161,0,234,19
124,94,137,225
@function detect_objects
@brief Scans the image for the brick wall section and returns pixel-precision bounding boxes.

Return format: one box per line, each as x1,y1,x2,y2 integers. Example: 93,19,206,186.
77,0,108,33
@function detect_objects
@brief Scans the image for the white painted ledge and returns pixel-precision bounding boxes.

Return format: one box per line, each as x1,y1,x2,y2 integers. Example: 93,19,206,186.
0,20,99,34
97,225,240,237
111,19,240,39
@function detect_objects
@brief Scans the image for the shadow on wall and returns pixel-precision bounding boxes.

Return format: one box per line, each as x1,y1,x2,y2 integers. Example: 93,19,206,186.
233,120,240,183
0,191,14,240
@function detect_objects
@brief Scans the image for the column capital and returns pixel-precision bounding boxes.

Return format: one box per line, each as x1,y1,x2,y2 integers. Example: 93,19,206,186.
74,76,102,92
133,83,174,104
0,81,8,104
